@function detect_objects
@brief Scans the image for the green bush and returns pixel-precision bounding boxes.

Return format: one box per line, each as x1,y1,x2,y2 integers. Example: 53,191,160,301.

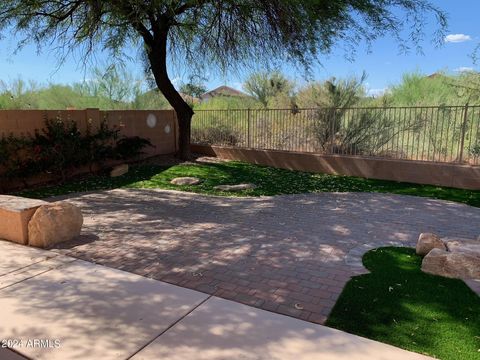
0,117,153,185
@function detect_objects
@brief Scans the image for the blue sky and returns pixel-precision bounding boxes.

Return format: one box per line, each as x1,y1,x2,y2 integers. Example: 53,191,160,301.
0,0,478,95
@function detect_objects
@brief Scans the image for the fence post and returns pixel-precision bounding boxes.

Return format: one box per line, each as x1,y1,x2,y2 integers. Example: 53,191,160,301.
247,108,251,148
458,103,469,163
330,108,336,155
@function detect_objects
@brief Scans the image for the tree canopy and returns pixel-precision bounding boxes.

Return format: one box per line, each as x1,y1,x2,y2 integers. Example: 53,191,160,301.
0,0,447,158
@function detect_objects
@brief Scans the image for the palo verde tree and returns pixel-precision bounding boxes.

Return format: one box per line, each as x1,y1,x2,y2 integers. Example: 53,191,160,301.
0,1,446,159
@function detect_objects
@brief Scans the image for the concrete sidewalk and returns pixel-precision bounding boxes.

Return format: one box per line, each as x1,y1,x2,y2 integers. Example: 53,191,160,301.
0,240,432,360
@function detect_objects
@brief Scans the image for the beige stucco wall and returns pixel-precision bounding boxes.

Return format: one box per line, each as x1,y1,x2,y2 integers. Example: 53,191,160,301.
191,144,480,190
101,110,177,156
0,109,177,157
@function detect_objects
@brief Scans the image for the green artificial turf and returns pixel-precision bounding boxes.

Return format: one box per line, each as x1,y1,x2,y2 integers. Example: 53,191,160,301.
326,247,480,360
13,160,480,207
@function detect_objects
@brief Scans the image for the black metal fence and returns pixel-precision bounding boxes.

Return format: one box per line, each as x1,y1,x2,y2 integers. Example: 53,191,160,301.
192,106,480,165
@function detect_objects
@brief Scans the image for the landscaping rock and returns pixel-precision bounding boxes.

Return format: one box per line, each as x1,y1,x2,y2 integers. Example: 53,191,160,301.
28,202,83,248
0,195,48,245
110,164,128,177
416,233,446,256
420,236,480,280
213,183,256,191
445,239,480,254
421,248,480,279
170,177,201,185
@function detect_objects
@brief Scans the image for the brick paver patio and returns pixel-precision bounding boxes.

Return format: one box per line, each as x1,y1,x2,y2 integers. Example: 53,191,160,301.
54,189,480,324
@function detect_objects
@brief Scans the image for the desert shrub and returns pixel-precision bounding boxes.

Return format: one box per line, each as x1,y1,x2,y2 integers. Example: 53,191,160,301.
334,109,412,155
309,107,424,156
192,126,241,146
115,136,154,160
470,142,480,163
0,116,152,184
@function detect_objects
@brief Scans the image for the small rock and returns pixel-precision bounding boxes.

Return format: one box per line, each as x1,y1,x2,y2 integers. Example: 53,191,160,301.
421,248,480,279
110,164,128,177
213,183,256,191
28,202,83,248
416,233,446,256
170,177,201,185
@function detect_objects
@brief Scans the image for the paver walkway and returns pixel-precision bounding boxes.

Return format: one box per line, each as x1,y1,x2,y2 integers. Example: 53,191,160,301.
54,189,480,324
0,240,433,360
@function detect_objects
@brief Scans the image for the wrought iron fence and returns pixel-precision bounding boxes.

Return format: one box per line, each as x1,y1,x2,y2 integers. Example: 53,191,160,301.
192,106,480,165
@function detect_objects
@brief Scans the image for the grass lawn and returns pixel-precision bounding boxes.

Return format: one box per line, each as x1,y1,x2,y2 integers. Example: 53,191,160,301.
326,247,480,360
14,160,480,206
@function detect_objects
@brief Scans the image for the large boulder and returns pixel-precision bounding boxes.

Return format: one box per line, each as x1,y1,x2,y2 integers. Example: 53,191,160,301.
28,202,83,248
421,248,480,279
416,233,446,256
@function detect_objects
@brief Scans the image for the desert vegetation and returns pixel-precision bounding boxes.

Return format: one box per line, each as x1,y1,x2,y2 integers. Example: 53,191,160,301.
2,67,480,164
0,115,152,190
0,65,170,111
191,70,480,164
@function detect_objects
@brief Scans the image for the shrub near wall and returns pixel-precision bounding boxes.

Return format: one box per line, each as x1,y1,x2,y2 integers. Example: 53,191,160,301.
0,116,153,191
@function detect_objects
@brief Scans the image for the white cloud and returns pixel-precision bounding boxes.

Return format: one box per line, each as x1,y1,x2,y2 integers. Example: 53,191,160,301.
454,66,475,72
444,34,472,43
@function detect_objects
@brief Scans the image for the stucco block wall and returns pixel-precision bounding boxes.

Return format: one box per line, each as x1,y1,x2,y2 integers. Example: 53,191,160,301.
191,144,480,190
0,109,177,157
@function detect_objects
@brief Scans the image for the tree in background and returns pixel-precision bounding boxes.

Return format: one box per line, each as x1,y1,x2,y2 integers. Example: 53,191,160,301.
0,78,39,109
448,70,480,104
0,0,446,159
77,65,142,108
384,72,451,106
297,73,368,150
179,75,207,99
244,71,294,107
377,71,480,106
0,69,171,110
296,73,367,109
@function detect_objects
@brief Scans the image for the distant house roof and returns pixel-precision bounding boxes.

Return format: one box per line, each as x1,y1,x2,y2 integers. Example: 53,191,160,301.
200,86,247,100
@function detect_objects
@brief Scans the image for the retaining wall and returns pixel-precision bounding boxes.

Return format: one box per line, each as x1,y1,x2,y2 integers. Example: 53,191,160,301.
191,144,480,190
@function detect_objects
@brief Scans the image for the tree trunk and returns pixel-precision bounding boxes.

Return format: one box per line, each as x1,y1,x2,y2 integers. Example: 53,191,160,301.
176,109,192,160
147,30,194,160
